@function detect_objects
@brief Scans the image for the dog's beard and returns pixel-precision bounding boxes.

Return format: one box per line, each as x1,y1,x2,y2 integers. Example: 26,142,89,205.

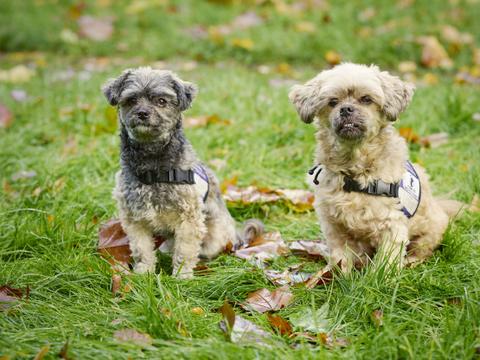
332,114,367,140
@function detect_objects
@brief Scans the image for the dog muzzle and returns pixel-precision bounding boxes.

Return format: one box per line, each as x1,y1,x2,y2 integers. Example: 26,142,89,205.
308,161,421,218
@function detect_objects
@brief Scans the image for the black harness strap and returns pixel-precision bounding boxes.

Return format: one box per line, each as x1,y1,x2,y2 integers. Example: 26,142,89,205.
137,168,195,185
343,176,399,198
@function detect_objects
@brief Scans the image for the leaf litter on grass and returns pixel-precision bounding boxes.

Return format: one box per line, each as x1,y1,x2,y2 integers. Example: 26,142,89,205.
241,285,293,313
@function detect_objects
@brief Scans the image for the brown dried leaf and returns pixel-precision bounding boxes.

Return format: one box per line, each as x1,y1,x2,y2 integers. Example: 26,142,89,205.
267,314,292,336
184,114,231,128
241,285,293,313
78,16,113,41
305,265,334,289
0,103,13,128
234,231,288,267
98,219,166,267
398,61,417,73
219,304,272,346
288,240,329,259
441,25,473,47
111,274,122,295
417,36,453,69
114,329,152,347
421,132,449,148
399,127,420,144
371,309,384,327
58,339,71,360
0,285,27,310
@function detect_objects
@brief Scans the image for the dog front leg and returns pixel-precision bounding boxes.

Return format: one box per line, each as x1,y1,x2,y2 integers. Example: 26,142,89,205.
173,216,206,279
375,224,409,271
123,221,157,274
322,220,354,273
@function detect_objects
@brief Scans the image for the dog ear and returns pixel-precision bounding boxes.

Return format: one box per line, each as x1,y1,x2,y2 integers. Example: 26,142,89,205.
289,82,323,124
102,69,132,106
377,70,415,121
171,77,198,111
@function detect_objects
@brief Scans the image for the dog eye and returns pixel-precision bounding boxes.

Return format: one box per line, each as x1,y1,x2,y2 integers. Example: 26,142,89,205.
360,95,373,104
125,96,137,106
328,98,339,107
156,98,167,107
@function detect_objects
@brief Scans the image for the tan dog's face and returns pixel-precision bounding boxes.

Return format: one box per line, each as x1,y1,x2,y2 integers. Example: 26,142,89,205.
289,63,415,142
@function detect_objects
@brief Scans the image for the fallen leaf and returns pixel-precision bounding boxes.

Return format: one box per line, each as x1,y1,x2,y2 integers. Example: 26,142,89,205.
325,50,341,66
398,127,420,144
184,114,231,128
114,329,152,347
78,16,114,41
0,104,13,128
111,274,122,295
441,25,473,47
422,73,439,85
234,231,288,267
304,265,334,289
358,7,376,22
191,307,204,315
60,28,80,44
0,285,28,310
417,36,453,69
231,38,254,51
220,175,238,193
223,185,313,211
98,219,166,268
0,65,35,83
371,309,384,327
473,113,480,122
33,345,50,360
294,21,316,33
58,339,71,360
290,303,329,333
10,89,28,102
184,25,209,40
264,268,312,286
11,170,37,181
318,332,349,348
219,302,272,346
421,132,449,148
267,314,292,336
398,61,417,73
275,62,294,76
288,240,329,259
469,194,480,212
231,11,264,29
241,285,293,313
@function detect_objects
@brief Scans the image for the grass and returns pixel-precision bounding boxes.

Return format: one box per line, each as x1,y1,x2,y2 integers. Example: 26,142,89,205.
1,1,480,359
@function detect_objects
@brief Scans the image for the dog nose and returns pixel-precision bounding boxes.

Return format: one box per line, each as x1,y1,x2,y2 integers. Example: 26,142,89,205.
340,106,354,117
137,109,150,120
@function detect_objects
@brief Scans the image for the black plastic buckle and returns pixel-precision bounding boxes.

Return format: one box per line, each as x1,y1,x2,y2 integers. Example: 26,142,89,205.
187,170,195,184
168,169,176,182
366,181,377,194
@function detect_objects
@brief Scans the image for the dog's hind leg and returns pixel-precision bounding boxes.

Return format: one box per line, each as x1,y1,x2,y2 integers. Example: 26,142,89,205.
123,221,157,274
200,214,236,259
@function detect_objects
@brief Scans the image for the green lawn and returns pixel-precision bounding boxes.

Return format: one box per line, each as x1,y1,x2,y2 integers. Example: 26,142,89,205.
1,1,480,359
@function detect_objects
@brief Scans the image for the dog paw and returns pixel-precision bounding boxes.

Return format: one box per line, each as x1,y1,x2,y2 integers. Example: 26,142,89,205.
134,262,155,274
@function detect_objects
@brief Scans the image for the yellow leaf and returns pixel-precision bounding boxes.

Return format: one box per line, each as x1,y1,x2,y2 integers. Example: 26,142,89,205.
325,50,341,65
295,21,316,33
423,73,439,85
275,62,293,76
231,38,254,51
191,307,204,315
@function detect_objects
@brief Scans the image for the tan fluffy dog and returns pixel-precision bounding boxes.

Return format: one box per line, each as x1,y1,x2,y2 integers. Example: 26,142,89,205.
289,63,459,271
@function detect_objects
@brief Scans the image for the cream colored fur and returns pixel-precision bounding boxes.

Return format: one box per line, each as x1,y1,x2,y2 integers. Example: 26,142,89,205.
290,63,455,271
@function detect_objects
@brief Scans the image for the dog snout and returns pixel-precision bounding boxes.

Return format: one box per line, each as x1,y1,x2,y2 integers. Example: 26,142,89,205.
136,108,151,120
340,105,355,117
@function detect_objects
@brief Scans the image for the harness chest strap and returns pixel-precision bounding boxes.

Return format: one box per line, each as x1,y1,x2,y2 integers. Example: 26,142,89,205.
308,161,421,218
136,164,210,202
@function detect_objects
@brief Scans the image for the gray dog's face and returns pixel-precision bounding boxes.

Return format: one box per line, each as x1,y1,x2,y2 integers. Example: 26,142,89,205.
289,63,415,142
102,67,197,143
